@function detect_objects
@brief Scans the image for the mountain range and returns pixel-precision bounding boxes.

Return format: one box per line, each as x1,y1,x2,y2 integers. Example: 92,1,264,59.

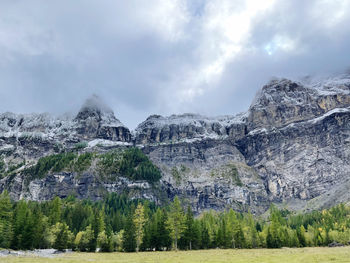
1,74,350,214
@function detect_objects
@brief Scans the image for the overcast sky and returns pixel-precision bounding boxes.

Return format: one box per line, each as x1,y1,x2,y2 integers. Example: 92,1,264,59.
1,0,350,128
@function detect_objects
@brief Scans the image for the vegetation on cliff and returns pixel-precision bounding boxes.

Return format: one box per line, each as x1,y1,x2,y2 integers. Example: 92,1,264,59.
21,147,161,183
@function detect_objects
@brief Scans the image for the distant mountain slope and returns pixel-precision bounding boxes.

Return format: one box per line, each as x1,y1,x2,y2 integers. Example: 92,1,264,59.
1,74,350,214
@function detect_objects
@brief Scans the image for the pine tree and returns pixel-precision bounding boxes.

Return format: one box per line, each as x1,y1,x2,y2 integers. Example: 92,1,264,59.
123,212,136,252
297,226,306,247
12,200,35,250
200,222,210,249
233,223,246,248
52,222,72,251
49,197,62,225
151,208,171,251
76,225,95,251
97,230,112,252
133,203,146,252
180,206,197,250
0,191,13,248
166,196,186,250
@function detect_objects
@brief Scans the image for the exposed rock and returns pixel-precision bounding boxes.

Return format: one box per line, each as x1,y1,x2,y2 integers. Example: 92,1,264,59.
328,241,344,247
75,95,131,142
247,76,350,131
135,113,247,144
1,74,350,214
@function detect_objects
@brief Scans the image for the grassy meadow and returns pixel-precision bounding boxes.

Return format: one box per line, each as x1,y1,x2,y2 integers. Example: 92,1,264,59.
2,247,350,263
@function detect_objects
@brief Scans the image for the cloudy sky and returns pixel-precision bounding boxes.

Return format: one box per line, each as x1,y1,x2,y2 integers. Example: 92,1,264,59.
1,0,350,128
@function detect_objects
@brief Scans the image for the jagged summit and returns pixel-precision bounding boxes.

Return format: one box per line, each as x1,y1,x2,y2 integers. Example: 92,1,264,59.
75,95,118,123
73,95,131,142
247,75,350,130
251,74,350,109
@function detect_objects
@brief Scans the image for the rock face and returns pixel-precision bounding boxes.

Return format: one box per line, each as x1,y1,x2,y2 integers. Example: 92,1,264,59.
75,95,131,142
0,95,132,158
1,74,350,214
135,113,247,144
247,77,350,130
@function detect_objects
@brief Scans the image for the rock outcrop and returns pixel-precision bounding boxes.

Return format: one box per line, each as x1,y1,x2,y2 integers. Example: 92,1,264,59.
75,95,131,142
1,74,350,214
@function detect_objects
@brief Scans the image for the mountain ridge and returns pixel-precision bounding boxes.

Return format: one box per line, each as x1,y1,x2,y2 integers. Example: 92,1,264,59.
1,74,350,214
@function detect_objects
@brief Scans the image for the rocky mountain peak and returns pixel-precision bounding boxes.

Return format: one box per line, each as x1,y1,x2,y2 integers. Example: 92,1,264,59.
247,76,350,131
250,78,316,110
75,94,115,122
73,95,131,142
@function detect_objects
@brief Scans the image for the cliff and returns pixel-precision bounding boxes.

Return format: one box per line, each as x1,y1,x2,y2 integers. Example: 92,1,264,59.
1,74,350,214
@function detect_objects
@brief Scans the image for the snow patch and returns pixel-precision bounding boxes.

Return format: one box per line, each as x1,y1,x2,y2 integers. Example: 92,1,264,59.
87,139,132,148
309,107,350,124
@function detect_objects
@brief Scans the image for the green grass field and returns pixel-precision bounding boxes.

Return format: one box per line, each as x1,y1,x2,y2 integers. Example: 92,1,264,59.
2,247,350,263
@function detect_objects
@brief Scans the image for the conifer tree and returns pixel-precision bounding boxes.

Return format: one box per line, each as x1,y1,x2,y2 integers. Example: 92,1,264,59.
166,196,186,250
49,197,62,225
180,206,198,250
0,191,13,248
133,203,146,252
200,222,210,249
123,212,136,252
297,225,306,247
52,222,72,251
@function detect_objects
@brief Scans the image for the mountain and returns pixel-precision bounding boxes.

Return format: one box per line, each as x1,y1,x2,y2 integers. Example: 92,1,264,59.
1,75,350,214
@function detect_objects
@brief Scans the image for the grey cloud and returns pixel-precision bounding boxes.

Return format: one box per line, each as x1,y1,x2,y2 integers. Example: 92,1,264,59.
0,0,350,129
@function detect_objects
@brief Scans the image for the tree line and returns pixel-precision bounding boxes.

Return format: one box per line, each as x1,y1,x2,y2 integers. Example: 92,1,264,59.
0,191,349,252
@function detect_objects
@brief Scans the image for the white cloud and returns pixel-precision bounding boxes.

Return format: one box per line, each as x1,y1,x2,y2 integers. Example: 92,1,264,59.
0,0,350,128
144,0,190,42
311,0,350,28
172,0,277,104
264,35,298,55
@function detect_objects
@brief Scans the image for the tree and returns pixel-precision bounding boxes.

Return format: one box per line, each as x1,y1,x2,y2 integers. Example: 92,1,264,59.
166,196,186,250
123,212,136,252
200,222,210,249
49,197,62,225
150,208,171,251
110,230,124,252
52,222,72,251
233,223,246,248
133,203,146,252
0,191,13,248
266,205,284,248
180,206,199,250
97,230,112,252
74,225,95,252
12,200,35,250
266,223,282,248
